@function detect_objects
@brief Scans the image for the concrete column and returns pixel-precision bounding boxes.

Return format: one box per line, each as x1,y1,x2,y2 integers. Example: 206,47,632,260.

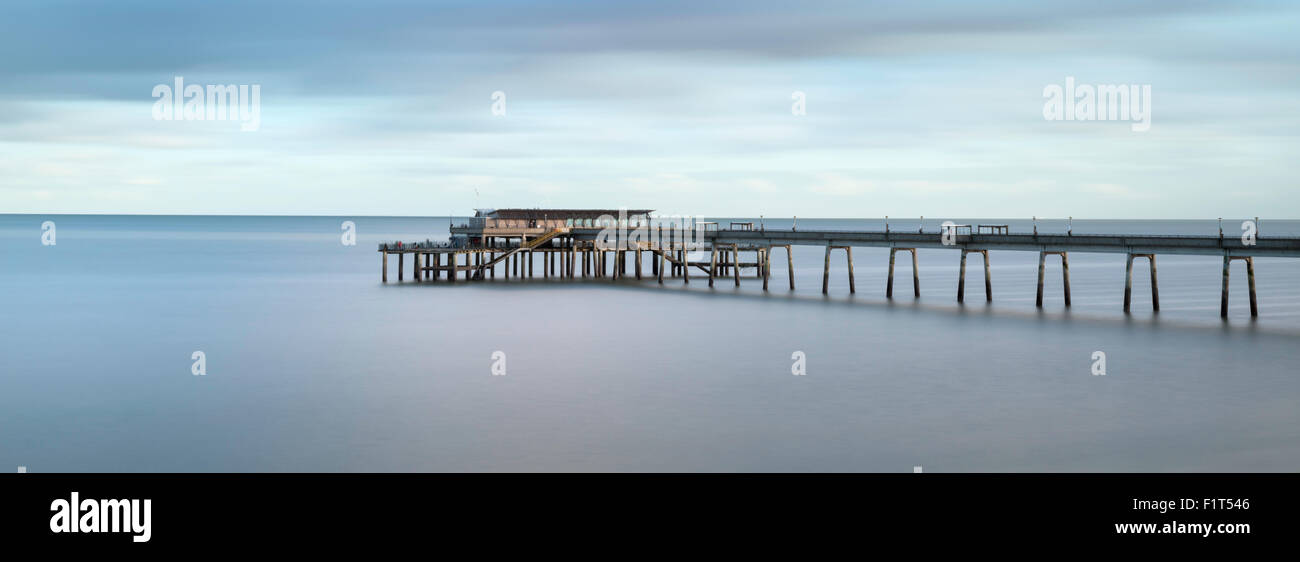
762,246,770,291
414,253,422,283
658,249,666,284
1221,255,1231,318
732,244,741,287
1035,251,1046,307
709,245,718,287
1123,253,1134,313
846,247,855,294
683,246,690,284
982,250,992,302
786,246,795,290
1149,255,1158,312
911,249,920,297
887,248,897,298
448,253,457,282
1246,257,1258,317
1061,252,1071,308
958,249,968,302
822,246,831,294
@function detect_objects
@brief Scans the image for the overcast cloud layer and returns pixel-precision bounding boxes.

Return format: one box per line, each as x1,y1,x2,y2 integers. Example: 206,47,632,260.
2,0,1298,217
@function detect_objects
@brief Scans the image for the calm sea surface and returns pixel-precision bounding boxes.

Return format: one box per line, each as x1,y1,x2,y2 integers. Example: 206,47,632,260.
3,215,1299,472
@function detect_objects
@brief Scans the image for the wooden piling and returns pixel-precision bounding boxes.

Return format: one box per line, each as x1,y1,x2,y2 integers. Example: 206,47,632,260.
382,252,388,283
398,253,404,282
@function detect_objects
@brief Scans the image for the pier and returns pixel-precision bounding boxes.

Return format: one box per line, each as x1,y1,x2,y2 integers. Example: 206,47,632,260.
380,210,1300,318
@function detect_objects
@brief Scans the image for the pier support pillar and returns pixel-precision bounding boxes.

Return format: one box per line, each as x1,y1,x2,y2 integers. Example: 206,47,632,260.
709,245,718,287
887,248,919,298
414,253,422,283
958,250,967,302
658,249,666,284
732,244,741,287
821,246,854,294
382,252,388,283
398,253,404,282
448,254,457,282
636,249,643,279
683,247,690,284
489,252,495,279
822,246,831,294
1036,251,1069,307
1221,256,1259,318
961,249,987,303
957,250,992,303
846,246,855,294
785,246,795,290
762,246,771,291
1123,254,1158,312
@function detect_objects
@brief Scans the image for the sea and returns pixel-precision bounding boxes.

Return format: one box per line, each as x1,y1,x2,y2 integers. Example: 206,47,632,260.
2,215,1298,472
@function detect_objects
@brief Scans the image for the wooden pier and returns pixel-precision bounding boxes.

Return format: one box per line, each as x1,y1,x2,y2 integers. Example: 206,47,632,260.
380,210,1300,318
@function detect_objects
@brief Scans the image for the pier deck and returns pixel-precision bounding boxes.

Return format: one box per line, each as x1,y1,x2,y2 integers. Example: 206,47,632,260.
380,224,1300,318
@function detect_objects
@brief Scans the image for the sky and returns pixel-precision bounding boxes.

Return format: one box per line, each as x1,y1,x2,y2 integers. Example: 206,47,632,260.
1,0,1297,218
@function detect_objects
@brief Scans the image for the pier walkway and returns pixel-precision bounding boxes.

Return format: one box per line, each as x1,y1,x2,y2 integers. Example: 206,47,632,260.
380,223,1300,318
